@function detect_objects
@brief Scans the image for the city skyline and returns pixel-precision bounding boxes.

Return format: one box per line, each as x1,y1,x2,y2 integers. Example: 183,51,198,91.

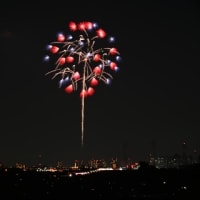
0,1,200,166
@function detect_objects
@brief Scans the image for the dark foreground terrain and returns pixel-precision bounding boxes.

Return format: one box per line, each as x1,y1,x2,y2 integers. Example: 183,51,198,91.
0,165,200,199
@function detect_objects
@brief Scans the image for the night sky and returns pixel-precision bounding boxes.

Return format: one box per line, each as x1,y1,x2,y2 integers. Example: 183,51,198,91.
0,1,200,167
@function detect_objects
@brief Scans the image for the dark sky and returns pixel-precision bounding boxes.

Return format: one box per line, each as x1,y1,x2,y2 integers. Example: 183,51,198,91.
0,1,200,167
